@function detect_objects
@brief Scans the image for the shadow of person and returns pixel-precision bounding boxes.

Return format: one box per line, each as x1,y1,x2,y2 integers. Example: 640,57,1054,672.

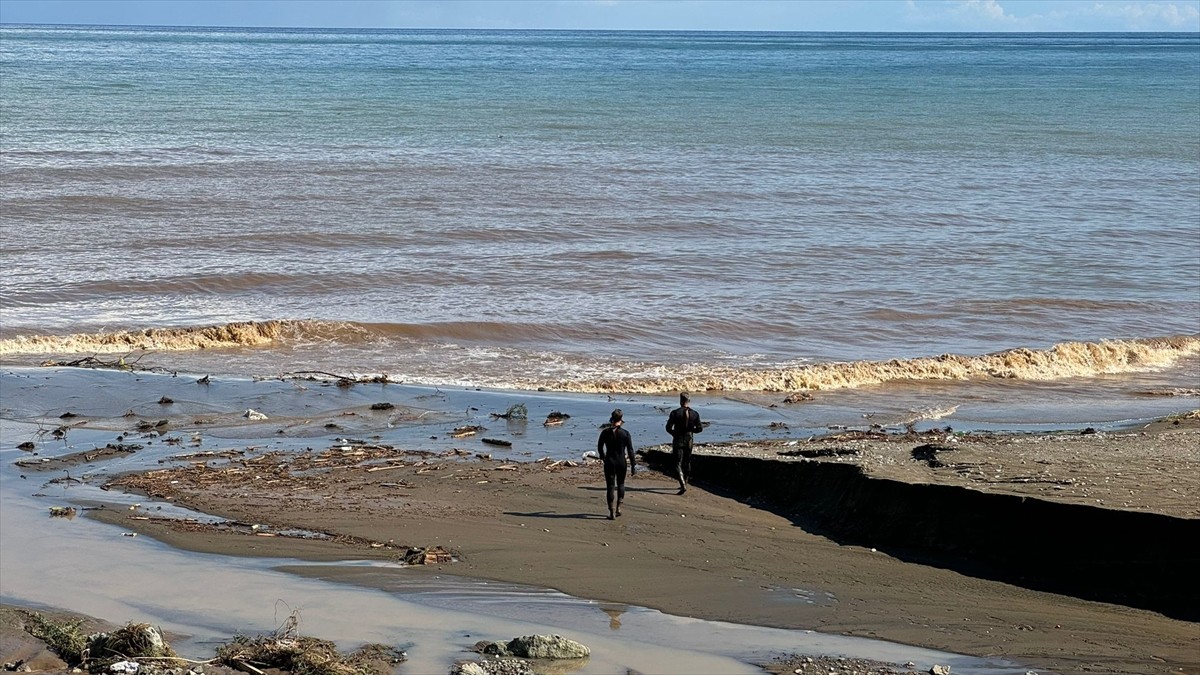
504,510,609,520
576,485,679,494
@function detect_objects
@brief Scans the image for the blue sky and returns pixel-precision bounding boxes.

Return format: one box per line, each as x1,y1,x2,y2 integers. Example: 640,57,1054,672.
0,0,1197,31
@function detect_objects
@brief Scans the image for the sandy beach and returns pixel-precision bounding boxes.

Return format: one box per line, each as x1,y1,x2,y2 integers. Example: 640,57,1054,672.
87,423,1200,674
1,365,1197,675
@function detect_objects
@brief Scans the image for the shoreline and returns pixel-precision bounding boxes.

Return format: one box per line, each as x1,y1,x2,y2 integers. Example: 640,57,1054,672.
3,366,1198,674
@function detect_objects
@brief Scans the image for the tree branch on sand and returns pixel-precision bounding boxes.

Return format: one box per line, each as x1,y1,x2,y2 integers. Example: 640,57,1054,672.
490,403,528,420
40,352,175,375
281,371,395,388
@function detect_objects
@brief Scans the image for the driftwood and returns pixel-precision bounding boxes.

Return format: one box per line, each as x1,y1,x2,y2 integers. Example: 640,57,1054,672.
282,371,394,387
490,403,528,420
450,425,485,438
40,352,174,375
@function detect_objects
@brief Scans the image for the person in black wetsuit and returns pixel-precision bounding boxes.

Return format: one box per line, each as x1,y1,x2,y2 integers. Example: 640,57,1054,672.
597,408,636,520
665,392,702,494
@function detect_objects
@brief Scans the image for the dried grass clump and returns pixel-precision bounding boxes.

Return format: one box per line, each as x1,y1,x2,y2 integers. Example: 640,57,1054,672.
216,612,401,675
20,613,180,673
20,610,88,665
217,633,351,675
87,622,178,669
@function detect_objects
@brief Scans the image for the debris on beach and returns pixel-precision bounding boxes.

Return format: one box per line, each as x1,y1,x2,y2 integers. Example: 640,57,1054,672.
369,402,395,410
452,659,534,675
542,411,570,426
48,506,77,519
157,396,173,405
39,353,168,374
536,457,579,471
20,611,182,674
16,443,141,471
88,624,178,670
17,441,35,451
474,635,590,660
765,653,922,675
164,448,244,462
490,403,528,420
216,610,404,675
399,545,455,565
778,446,860,459
481,438,512,447
1163,409,1200,422
783,392,815,403
451,425,485,438
242,409,268,421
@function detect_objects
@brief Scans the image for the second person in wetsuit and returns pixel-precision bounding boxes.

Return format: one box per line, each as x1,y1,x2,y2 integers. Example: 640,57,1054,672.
665,392,703,494
597,408,636,520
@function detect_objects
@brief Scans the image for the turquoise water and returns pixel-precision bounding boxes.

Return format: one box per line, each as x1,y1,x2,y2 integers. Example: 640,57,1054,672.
1,27,1198,386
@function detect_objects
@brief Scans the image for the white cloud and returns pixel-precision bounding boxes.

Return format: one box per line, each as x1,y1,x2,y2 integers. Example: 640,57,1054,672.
967,0,1010,20
1091,1,1200,28
903,0,1020,28
904,0,1200,30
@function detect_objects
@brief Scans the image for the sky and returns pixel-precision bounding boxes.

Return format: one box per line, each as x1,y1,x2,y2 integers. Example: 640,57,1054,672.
0,0,1197,32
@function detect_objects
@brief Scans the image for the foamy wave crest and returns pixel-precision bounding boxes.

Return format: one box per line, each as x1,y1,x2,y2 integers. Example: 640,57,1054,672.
541,336,1200,393
0,320,315,355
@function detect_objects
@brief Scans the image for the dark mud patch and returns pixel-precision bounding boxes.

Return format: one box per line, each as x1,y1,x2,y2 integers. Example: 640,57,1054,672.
14,443,142,471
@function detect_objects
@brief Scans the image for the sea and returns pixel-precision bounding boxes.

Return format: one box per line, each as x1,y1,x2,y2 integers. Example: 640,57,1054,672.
1,26,1198,423
0,27,1196,671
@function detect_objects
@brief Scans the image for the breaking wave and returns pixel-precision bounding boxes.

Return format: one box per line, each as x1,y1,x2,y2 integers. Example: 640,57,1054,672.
0,321,1197,394
0,320,310,354
543,336,1200,393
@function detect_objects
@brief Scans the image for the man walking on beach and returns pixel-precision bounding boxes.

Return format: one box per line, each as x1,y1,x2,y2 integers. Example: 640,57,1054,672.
665,392,702,494
597,409,636,520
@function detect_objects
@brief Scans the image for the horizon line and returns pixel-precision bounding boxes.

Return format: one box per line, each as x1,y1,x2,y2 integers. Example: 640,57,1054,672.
2,22,1199,34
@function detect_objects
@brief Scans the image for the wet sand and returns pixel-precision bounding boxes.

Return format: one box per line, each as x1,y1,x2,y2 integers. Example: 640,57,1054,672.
99,426,1200,675
3,367,1198,675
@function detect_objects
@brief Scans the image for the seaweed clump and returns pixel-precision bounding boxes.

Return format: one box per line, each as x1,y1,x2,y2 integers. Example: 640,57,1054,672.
20,611,181,672
215,612,403,675
88,623,178,670
21,611,89,665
